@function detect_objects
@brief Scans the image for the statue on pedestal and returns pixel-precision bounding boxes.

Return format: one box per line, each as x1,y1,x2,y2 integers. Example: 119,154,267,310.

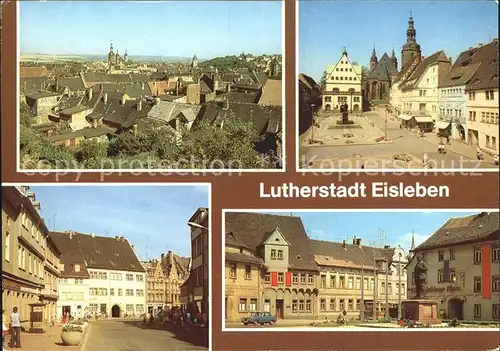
413,255,428,298
340,102,349,124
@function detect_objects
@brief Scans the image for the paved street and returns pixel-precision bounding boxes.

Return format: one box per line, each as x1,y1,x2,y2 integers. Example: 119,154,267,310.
300,108,498,170
225,319,313,328
84,320,208,351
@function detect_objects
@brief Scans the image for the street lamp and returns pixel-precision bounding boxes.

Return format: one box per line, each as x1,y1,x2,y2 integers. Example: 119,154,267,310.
310,104,316,143
398,252,403,320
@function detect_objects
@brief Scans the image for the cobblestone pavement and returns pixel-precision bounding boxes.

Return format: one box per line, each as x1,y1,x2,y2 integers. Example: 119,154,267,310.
8,325,82,351
300,109,498,170
83,319,208,351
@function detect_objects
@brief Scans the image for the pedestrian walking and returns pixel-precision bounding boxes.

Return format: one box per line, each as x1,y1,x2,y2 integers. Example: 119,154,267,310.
477,147,484,161
9,307,23,348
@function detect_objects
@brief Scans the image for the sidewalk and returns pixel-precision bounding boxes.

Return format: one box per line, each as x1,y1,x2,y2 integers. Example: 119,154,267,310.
13,326,82,351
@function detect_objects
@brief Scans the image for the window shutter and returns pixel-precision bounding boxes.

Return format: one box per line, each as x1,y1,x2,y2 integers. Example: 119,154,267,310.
285,272,292,287
271,272,278,286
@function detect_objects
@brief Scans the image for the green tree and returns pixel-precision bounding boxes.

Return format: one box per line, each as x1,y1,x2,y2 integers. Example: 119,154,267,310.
178,116,274,169
20,103,34,127
137,121,180,161
74,139,108,169
107,132,142,157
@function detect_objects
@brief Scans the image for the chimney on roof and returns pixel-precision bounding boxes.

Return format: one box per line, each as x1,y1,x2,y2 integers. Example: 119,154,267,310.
120,94,126,105
342,240,347,249
356,238,362,247
176,80,180,96
161,253,165,261
87,88,93,100
384,244,391,249
141,82,145,90
352,236,357,245
103,92,108,104
137,100,142,111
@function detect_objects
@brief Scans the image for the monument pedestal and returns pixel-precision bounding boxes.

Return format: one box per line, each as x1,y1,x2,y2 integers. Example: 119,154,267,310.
402,299,441,325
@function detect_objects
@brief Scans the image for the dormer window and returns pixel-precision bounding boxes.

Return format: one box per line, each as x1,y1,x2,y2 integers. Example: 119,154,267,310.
74,264,80,273
277,250,283,260
270,249,276,260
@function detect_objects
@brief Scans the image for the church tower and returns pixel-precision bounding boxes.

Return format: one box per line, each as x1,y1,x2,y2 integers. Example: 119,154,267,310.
401,11,422,69
108,42,115,67
191,54,198,69
391,47,398,71
370,46,378,71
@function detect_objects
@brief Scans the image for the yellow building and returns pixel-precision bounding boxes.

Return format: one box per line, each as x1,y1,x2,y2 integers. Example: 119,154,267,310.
465,39,499,154
322,49,363,112
1,186,51,330
224,213,408,323
40,235,61,325
143,251,190,314
407,212,500,321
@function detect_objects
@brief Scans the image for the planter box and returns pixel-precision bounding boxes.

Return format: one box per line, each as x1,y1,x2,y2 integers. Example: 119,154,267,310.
61,331,83,346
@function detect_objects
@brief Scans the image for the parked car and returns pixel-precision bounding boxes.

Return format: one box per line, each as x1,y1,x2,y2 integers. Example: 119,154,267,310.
241,312,276,326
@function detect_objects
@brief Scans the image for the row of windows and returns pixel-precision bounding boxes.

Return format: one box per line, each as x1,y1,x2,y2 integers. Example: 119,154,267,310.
419,245,499,264
16,245,44,280
474,303,500,320
270,249,283,260
264,272,315,285
330,76,358,81
61,292,84,301
88,271,144,282
21,212,47,250
481,112,499,124
335,66,353,72
439,108,463,118
485,135,497,151
441,88,464,96
468,90,496,101
89,288,145,296
324,96,361,103
319,298,361,312
147,293,179,302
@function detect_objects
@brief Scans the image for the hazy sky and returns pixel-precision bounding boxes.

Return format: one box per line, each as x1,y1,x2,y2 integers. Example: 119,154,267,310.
299,0,499,81
264,211,480,254
20,1,283,58
31,185,209,260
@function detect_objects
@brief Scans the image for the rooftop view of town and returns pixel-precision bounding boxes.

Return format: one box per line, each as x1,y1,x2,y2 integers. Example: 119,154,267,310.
18,1,283,170
298,1,499,170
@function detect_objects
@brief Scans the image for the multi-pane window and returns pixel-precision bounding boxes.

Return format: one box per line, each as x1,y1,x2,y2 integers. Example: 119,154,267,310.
339,276,345,288
299,300,304,312
249,299,257,311
307,275,314,285
493,304,500,320
118,288,123,296
320,299,326,311
126,289,134,296
270,249,276,260
245,265,251,279
474,246,482,264
474,304,481,318
493,245,500,263
74,279,83,285
230,264,237,278
292,273,298,284
330,275,336,288
264,272,270,283
321,275,326,288
126,304,134,313
278,273,284,284
348,277,354,289
474,277,482,292
239,298,247,311
339,299,345,311
438,250,444,261
305,300,311,312
136,305,144,314
126,274,134,281
110,288,115,296
292,300,298,312
492,276,500,292
277,250,283,260
136,289,144,297
449,248,455,261
355,277,361,289
449,269,456,283
438,269,444,283
136,274,144,282
330,298,335,311
300,274,306,284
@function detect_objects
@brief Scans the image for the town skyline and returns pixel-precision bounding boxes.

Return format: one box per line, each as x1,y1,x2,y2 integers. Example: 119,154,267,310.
262,211,482,253
20,1,283,58
299,1,498,81
31,185,209,260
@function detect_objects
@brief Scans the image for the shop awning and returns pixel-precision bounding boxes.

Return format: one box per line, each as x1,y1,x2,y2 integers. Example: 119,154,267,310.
436,121,451,130
415,116,434,123
398,114,414,121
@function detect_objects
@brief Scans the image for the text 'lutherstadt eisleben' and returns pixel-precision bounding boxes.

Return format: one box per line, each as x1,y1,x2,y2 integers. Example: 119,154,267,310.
259,182,450,199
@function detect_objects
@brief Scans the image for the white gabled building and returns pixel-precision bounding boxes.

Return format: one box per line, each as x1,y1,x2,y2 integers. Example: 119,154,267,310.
50,231,146,319
322,49,363,112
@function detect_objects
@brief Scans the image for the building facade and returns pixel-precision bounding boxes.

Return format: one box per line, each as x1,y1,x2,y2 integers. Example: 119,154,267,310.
322,49,363,112
464,40,499,153
364,48,398,103
224,213,407,322
50,231,147,319
2,186,49,330
184,207,209,317
143,251,190,314
40,235,61,324
407,212,500,321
